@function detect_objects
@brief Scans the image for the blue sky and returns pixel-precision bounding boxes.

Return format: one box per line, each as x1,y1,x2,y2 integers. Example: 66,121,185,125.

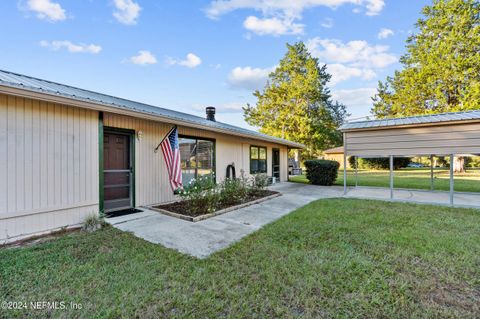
0,0,431,129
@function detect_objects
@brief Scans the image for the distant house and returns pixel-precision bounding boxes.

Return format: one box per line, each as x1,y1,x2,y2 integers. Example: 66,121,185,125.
0,70,303,243
323,146,349,168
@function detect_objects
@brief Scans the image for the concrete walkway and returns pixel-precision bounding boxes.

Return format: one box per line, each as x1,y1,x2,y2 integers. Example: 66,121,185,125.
106,182,480,259
106,183,340,259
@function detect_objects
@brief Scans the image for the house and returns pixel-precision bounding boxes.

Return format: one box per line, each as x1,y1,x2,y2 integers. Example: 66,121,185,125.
0,70,303,243
323,146,349,168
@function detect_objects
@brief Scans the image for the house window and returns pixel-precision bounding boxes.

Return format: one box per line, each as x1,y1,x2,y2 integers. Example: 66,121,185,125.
179,136,215,185
250,146,267,174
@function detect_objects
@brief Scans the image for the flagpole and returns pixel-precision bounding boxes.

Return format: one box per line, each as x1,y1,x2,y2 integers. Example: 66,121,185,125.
154,125,177,153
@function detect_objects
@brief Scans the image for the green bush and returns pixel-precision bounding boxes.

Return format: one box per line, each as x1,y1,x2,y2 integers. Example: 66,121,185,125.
304,160,340,186
219,177,249,206
251,173,269,195
179,175,219,215
348,157,411,170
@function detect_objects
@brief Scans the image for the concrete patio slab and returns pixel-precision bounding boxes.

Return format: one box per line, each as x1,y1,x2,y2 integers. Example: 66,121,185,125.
345,186,480,208
106,182,480,259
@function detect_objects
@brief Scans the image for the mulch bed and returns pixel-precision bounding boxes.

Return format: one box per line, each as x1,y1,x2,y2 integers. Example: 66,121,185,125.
153,190,279,218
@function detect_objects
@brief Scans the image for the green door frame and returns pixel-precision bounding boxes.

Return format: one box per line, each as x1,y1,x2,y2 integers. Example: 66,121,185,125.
99,112,136,214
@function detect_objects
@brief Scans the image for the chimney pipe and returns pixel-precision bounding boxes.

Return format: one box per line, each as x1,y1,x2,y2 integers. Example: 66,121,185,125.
206,106,216,121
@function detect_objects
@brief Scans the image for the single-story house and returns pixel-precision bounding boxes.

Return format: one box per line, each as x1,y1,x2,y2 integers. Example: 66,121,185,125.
0,70,303,243
322,146,350,168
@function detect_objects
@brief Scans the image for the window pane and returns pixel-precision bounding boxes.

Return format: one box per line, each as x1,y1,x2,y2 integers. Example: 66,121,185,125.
258,159,267,173
179,138,197,184
251,159,258,173
250,147,258,159
196,139,214,177
259,147,267,160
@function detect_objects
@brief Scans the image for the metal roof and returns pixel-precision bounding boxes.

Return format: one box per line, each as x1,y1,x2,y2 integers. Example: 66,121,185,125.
340,110,480,131
324,146,344,154
0,69,303,148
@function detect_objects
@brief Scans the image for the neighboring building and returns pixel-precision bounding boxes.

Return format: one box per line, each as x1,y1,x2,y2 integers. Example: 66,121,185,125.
0,70,303,243
323,146,349,168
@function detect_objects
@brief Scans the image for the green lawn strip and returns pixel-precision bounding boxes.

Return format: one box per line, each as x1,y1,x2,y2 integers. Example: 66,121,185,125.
290,168,480,193
1,199,479,318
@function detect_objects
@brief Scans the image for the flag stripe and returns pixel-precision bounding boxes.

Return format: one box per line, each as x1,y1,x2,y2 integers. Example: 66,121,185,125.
159,126,182,191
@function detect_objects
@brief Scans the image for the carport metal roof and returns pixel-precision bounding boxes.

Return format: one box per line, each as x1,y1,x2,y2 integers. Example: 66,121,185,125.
340,110,480,131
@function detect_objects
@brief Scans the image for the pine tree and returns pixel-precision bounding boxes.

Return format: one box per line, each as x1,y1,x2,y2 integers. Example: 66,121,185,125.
244,42,347,159
372,0,480,117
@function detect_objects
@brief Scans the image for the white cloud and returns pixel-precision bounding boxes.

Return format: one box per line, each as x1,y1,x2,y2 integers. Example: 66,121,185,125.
129,50,157,65
40,40,102,54
227,66,275,90
364,0,384,16
113,0,141,25
320,18,334,28
378,28,394,39
206,0,384,36
243,16,304,36
331,87,376,107
167,53,202,68
326,64,376,86
305,37,396,85
26,0,66,22
206,0,385,19
306,37,397,68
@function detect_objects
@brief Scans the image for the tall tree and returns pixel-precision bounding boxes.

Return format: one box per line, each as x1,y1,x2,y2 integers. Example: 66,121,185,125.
243,42,347,159
371,0,480,172
372,0,480,117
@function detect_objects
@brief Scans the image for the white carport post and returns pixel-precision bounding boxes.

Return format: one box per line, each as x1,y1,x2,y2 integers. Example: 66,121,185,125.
355,156,358,188
450,154,454,206
430,155,434,191
343,133,347,195
389,155,394,199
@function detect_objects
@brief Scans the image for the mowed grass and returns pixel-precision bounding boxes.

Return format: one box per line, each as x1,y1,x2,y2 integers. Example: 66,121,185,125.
1,199,480,318
290,168,480,193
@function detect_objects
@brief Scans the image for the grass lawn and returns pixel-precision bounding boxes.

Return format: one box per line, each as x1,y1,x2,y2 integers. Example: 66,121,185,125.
290,168,480,193
2,199,480,318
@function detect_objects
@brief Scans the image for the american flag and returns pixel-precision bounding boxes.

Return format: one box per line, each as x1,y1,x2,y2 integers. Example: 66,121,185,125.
159,126,182,191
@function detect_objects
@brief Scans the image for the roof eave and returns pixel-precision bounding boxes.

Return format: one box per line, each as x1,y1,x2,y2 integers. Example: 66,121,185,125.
0,84,304,148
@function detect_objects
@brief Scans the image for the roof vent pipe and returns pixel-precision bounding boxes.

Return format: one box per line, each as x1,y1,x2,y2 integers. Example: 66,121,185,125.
206,106,216,121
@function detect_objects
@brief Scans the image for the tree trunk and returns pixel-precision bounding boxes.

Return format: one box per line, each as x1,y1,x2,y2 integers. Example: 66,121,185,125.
453,156,465,173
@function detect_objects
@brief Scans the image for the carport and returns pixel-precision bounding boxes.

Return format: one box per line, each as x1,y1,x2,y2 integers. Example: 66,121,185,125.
339,110,480,207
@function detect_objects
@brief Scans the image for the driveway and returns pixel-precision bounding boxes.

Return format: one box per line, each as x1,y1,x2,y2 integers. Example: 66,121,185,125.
106,183,340,259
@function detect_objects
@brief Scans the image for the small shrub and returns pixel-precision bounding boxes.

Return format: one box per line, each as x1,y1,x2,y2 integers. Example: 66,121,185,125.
304,159,340,186
179,175,219,215
82,213,104,232
250,173,269,195
219,177,249,206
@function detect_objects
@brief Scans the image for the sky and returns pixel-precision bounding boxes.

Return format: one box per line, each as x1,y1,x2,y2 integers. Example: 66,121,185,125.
0,0,431,130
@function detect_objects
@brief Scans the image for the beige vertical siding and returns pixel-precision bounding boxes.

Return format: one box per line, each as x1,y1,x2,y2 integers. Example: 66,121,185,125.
0,94,99,243
104,113,289,206
345,123,480,156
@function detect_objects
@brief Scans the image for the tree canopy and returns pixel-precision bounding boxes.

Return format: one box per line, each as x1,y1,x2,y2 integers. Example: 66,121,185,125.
243,42,347,159
372,0,480,118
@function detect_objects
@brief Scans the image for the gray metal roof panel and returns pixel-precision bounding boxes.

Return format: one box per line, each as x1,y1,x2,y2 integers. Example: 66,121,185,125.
0,69,303,148
340,110,480,131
